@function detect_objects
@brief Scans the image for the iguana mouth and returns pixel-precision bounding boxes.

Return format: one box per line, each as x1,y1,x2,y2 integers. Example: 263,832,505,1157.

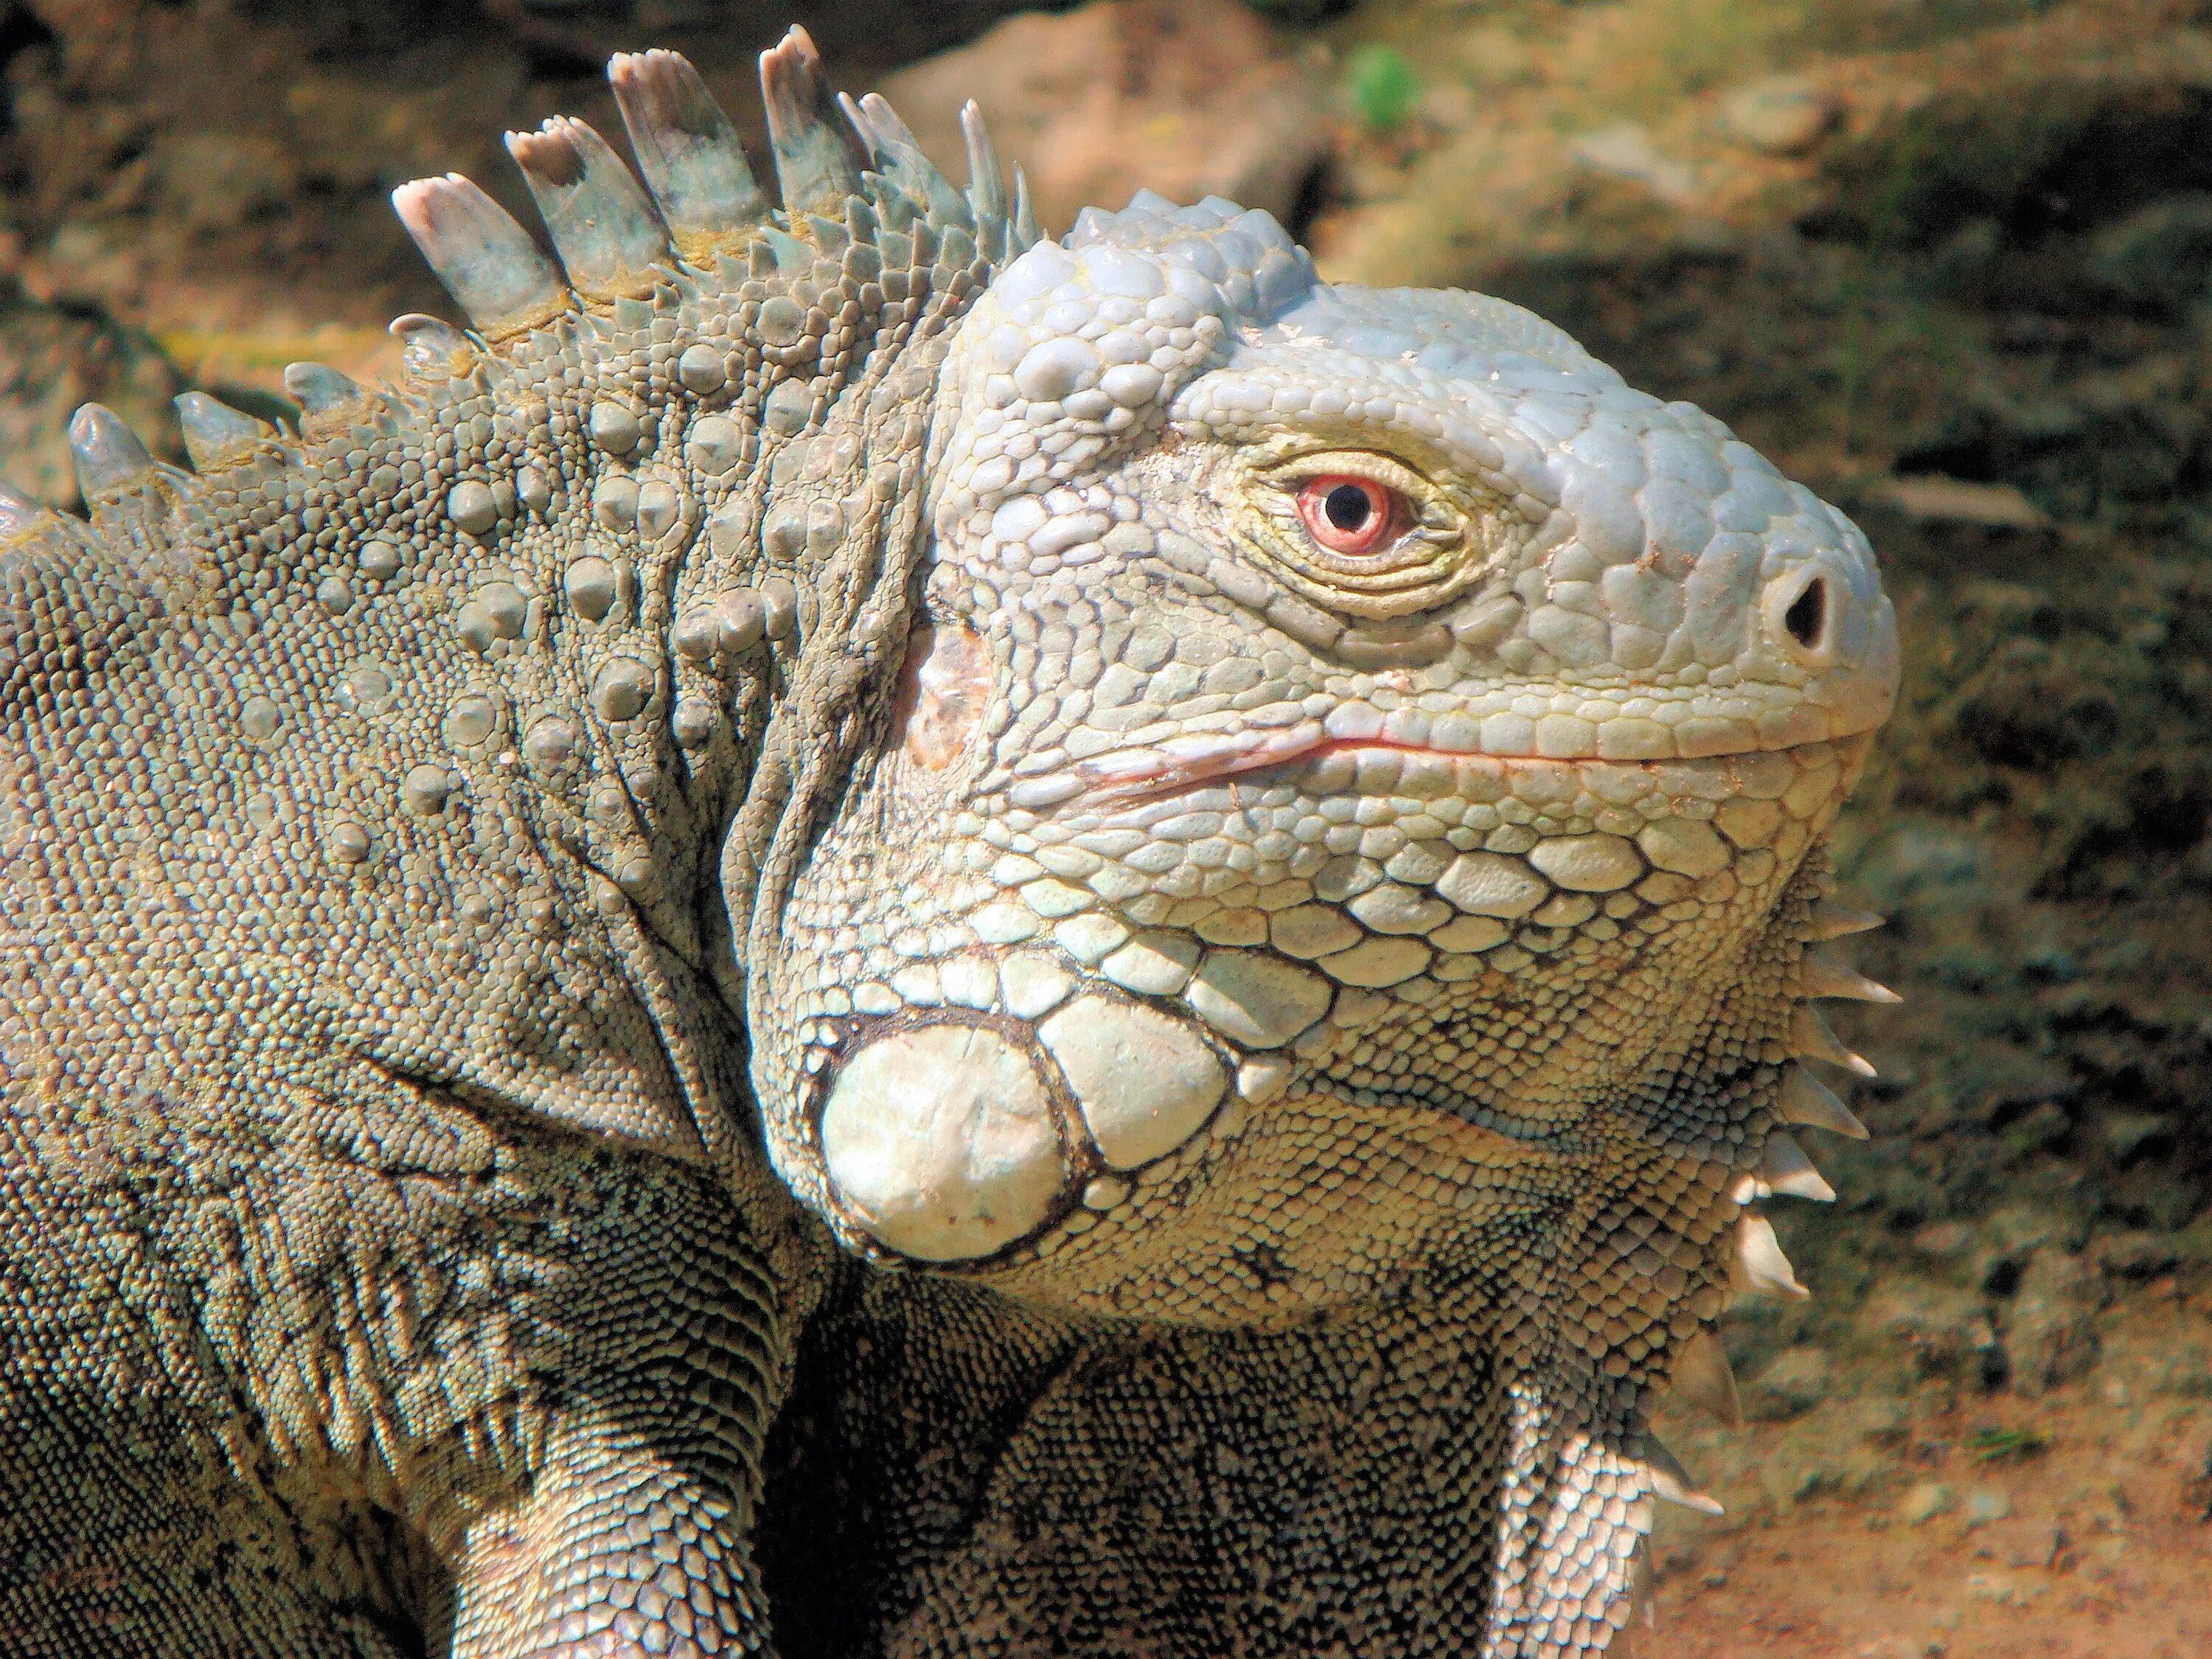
1060,722,1868,816
1067,720,1329,807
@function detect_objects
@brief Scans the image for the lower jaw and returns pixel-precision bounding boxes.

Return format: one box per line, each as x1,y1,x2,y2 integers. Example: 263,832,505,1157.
791,742,1863,1305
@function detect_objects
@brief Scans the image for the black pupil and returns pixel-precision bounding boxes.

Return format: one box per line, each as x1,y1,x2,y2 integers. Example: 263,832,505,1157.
1324,483,1374,533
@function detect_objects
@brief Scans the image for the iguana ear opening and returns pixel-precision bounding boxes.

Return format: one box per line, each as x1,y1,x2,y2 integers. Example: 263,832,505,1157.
889,618,990,772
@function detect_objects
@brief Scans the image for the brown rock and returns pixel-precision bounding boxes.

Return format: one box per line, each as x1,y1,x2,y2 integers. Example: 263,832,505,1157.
1746,1345,1832,1422
1719,74,1838,156
1866,1280,2001,1382
2006,1251,2104,1397
1899,1480,1952,1525
876,0,1332,237
1975,1514,2065,1568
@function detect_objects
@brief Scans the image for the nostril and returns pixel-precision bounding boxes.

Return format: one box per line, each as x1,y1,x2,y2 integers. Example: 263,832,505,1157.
1783,577,1827,653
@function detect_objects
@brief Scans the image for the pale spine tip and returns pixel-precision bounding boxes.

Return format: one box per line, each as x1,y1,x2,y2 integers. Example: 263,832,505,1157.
608,48,768,253
1012,163,1041,247
282,362,363,416
67,404,155,499
1733,1211,1809,1300
849,90,970,227
1643,1436,1725,1516
960,100,1007,234
1777,1064,1869,1139
388,314,476,380
1760,1131,1836,1203
391,173,567,337
1799,947,1903,1004
0,480,44,535
1669,1327,1743,1427
175,392,274,471
505,116,672,302
760,24,863,218
1806,898,1885,939
1789,1003,1877,1077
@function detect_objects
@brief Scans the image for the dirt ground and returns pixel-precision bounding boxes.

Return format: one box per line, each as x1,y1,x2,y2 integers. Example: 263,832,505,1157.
1639,1287,2212,1655
5,0,2210,1650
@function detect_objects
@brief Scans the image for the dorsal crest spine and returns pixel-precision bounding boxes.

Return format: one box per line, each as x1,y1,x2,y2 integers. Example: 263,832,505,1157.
60,28,1036,529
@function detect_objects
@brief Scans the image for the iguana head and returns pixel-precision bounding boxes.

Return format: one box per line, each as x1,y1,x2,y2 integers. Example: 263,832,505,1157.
751,195,1899,1335
1,24,1895,1359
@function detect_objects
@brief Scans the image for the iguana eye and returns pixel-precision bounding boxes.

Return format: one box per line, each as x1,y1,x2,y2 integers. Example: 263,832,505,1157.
1296,476,1402,556
1248,448,1487,620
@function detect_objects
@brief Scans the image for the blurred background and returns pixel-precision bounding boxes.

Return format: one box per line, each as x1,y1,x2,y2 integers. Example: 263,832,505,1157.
7,1,2210,1651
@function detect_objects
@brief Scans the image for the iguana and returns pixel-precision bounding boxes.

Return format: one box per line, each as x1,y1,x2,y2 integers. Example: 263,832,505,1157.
0,27,1899,1658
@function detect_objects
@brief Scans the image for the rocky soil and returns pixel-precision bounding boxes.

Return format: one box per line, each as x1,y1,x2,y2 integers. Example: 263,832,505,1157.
6,0,2209,1650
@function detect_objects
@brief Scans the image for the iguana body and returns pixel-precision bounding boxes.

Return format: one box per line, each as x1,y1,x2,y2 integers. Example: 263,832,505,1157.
0,31,1896,1658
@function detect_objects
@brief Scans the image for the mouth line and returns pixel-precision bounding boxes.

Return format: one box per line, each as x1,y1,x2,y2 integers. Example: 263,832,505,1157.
1068,720,1336,810
1060,722,1834,815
